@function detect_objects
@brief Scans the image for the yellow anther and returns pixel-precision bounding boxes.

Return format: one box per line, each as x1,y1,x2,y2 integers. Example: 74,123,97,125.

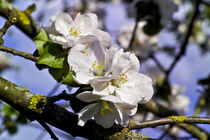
69,26,81,37
92,60,104,76
100,101,113,116
80,50,88,56
111,73,128,87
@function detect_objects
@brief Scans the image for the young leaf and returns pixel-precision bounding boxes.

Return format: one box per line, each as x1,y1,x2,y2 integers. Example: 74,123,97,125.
37,42,67,68
33,29,49,55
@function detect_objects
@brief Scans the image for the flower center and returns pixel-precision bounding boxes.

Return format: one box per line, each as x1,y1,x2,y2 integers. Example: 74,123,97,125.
111,73,128,88
100,101,113,116
92,60,104,76
80,50,88,56
69,26,81,37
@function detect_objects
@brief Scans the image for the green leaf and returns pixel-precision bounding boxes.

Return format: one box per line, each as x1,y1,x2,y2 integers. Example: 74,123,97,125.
37,42,67,68
16,115,28,124
49,67,68,82
7,125,17,135
61,71,79,87
3,105,17,117
33,29,49,55
49,67,79,87
143,21,162,36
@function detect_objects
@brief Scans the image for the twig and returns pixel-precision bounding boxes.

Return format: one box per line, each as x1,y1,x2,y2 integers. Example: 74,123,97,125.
150,54,166,72
127,17,138,49
37,120,58,140
159,124,173,140
0,7,17,43
47,83,60,96
0,45,38,62
47,90,73,104
128,116,210,130
202,0,210,6
165,0,200,77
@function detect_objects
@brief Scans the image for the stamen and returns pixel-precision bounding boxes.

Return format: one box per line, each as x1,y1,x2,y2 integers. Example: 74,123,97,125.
69,26,81,37
92,60,104,76
111,73,128,88
100,101,113,116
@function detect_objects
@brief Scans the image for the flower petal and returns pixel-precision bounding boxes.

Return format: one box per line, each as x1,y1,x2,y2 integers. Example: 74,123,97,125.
100,95,123,103
134,73,154,103
78,103,100,126
92,29,111,48
74,13,98,34
91,80,110,96
94,102,116,128
55,12,73,36
68,50,90,84
77,91,101,102
49,34,67,45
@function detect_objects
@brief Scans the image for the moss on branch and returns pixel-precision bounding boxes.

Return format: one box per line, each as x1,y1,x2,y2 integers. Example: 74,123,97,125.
0,0,39,38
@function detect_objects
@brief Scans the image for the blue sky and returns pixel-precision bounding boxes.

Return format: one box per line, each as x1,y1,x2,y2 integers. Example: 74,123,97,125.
1,0,210,139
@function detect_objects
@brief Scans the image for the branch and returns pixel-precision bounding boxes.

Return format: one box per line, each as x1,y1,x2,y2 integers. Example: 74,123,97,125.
139,101,210,139
0,76,122,139
0,45,38,62
128,116,210,130
166,0,200,77
0,7,17,42
150,54,166,72
127,17,138,49
202,0,210,6
37,120,58,140
0,1,39,39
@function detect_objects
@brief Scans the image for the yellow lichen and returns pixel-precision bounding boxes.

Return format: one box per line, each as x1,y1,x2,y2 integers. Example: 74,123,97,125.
199,98,205,105
122,128,128,133
16,10,30,25
193,108,201,116
28,95,46,113
169,115,187,123
130,120,134,124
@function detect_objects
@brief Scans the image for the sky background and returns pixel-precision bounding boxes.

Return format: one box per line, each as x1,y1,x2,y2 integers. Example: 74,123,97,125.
0,0,210,140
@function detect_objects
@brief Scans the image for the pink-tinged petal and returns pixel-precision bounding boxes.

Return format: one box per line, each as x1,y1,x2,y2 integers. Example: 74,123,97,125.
77,91,101,102
55,12,73,36
78,103,100,126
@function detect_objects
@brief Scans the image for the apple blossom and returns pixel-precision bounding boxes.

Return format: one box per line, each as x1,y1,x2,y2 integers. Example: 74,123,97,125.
68,43,154,128
45,12,111,49
117,22,158,58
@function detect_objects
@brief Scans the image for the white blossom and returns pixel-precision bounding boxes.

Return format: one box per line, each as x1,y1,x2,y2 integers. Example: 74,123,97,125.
77,91,136,128
45,12,111,49
68,43,154,128
157,84,190,114
0,52,11,70
117,22,158,57
170,84,190,113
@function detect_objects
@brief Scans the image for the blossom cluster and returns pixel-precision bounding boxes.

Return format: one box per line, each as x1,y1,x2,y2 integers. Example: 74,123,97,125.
45,12,154,128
